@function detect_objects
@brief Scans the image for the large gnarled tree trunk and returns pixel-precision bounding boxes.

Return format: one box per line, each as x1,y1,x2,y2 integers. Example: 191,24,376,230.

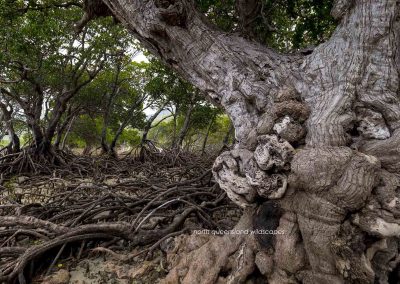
97,0,400,283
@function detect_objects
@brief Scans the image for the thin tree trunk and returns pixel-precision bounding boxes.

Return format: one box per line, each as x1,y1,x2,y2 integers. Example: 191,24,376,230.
5,124,20,154
54,105,76,149
139,103,168,161
201,113,216,155
222,122,234,146
109,97,144,155
174,103,193,149
140,102,168,145
101,95,112,153
171,106,179,148
100,62,122,154
44,57,104,150
54,118,70,149
8,133,20,153
43,95,74,150
54,125,65,149
0,102,20,153
27,118,44,151
24,95,45,151
100,128,109,153
60,116,76,150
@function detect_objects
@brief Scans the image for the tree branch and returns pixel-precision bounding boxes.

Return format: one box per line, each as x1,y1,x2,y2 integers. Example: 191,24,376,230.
103,0,299,145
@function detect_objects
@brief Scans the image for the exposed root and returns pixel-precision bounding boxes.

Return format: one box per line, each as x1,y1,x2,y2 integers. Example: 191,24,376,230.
136,140,212,167
0,147,74,177
0,154,241,283
162,209,259,284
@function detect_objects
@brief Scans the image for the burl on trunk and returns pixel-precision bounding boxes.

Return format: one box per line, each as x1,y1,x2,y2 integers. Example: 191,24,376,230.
96,0,400,283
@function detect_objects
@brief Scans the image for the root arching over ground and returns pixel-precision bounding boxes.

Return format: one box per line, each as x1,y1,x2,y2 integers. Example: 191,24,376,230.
0,149,242,283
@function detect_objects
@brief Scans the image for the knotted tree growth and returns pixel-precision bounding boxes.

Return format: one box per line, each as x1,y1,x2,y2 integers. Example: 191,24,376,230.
85,0,400,283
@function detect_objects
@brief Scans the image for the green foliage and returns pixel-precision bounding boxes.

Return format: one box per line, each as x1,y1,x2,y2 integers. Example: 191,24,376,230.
0,0,135,98
196,0,236,32
0,0,144,151
149,108,231,151
119,128,141,146
195,0,336,50
143,59,195,108
0,0,337,153
190,105,221,130
77,56,146,126
68,115,99,148
266,0,336,50
68,114,141,148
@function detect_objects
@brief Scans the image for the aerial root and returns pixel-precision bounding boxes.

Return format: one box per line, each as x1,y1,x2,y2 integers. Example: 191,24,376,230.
0,155,241,283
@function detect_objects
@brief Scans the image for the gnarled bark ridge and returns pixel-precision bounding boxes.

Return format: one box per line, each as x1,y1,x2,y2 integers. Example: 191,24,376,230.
98,0,400,283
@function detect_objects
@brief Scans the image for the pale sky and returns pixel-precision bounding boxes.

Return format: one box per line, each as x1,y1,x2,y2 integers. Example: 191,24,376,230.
132,52,149,63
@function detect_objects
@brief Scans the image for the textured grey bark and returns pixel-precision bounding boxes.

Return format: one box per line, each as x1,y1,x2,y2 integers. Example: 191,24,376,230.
0,100,20,153
100,0,400,283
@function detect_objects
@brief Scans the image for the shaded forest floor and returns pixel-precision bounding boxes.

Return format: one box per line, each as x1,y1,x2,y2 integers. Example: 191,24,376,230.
0,150,241,283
